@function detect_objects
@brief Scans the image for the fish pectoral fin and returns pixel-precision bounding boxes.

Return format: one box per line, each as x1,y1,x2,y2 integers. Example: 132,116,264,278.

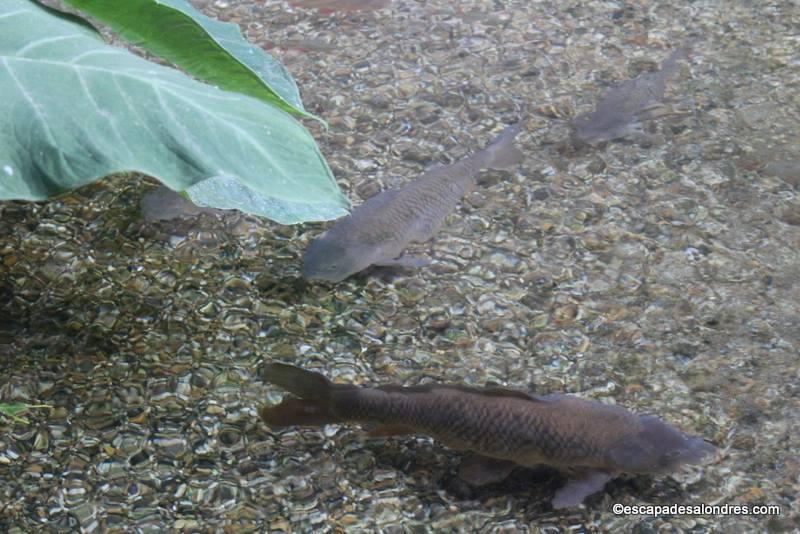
458,454,517,486
551,469,618,509
365,424,417,438
374,255,431,268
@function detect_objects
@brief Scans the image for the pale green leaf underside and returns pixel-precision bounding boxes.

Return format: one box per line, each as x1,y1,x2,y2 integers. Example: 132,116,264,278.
186,175,348,223
0,0,349,224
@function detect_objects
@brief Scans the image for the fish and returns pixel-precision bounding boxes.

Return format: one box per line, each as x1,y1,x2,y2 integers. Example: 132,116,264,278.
570,48,690,145
301,124,524,282
259,364,717,508
288,0,391,13
140,185,220,222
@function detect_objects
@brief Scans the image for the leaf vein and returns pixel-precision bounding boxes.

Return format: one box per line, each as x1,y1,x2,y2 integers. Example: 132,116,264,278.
1,57,56,146
0,9,28,20
16,35,83,56
75,69,135,160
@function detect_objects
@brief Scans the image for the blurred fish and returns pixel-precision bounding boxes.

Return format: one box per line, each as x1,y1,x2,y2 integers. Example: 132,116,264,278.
570,48,690,145
762,160,800,189
140,185,220,222
260,364,717,508
302,124,523,282
288,0,390,13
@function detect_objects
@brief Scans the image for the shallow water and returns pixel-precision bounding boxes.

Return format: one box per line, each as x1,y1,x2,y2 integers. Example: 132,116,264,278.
1,0,799,531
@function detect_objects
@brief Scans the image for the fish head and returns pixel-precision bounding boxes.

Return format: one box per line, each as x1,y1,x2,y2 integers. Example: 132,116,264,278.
606,415,716,474
301,237,372,282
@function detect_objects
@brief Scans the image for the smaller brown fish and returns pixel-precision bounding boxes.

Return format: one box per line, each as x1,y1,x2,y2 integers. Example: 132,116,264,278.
570,48,690,145
141,185,220,222
260,364,716,508
302,124,523,282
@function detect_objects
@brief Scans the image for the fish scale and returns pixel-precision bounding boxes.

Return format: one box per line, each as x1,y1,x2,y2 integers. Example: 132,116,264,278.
342,387,607,464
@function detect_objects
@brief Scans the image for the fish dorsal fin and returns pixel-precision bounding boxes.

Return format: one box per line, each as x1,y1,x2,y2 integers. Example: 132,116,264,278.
481,379,539,400
376,382,541,402
480,386,540,401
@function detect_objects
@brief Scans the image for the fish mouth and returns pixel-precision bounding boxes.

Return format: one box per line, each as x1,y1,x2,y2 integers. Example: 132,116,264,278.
663,437,717,469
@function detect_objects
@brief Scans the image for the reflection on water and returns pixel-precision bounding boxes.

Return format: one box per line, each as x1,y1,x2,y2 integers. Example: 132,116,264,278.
1,0,798,531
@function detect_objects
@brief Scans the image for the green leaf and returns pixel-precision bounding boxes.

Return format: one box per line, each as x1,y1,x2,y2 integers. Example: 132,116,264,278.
0,403,31,418
61,0,319,121
0,403,51,424
0,0,349,224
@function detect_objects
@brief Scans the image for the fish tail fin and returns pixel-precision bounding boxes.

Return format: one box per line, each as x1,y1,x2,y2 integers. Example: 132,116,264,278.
486,123,524,170
260,363,343,427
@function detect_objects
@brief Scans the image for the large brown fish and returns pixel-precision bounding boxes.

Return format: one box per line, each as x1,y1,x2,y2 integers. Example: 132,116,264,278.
301,124,523,282
260,364,716,508
570,48,690,145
